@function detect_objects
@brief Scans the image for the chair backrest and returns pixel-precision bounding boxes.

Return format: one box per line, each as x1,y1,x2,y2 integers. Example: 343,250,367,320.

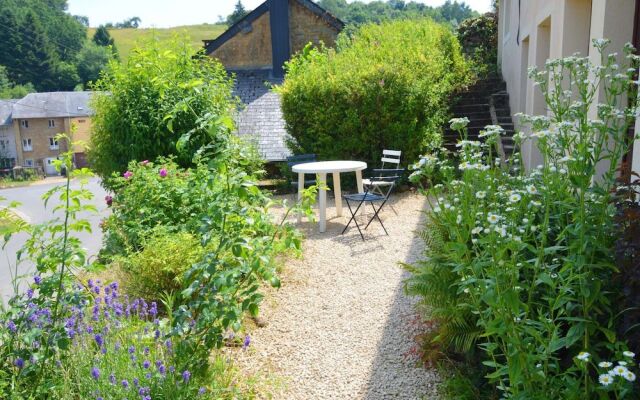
367,168,404,197
286,153,316,168
381,149,401,169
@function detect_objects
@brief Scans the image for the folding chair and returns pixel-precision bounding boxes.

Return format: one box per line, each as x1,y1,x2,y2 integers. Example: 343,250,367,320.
286,154,316,193
362,150,402,197
341,168,404,241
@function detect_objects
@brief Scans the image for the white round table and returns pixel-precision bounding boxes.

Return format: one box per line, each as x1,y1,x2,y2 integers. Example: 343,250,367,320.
292,161,367,233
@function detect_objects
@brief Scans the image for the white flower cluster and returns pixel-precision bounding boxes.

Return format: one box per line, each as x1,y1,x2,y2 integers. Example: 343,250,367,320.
591,351,637,386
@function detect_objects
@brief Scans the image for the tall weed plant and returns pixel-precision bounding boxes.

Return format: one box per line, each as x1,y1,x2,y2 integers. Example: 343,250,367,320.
407,40,639,399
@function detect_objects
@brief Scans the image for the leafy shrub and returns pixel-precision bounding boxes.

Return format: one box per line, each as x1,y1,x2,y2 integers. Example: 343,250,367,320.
278,19,471,168
118,229,204,302
102,158,216,255
407,40,640,398
89,36,238,183
457,12,498,76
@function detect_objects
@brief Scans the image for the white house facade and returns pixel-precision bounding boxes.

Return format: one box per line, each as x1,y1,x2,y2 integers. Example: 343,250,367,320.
498,0,640,175
0,100,18,169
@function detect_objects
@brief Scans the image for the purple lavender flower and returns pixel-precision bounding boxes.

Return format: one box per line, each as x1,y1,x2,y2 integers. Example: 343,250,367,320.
169,365,175,373
154,329,160,340
143,346,149,355
34,275,41,285
93,285,100,295
88,279,94,288
109,373,116,385
6,320,16,333
182,370,191,383
198,387,207,395
243,334,251,349
133,377,139,387
14,358,24,369
115,341,121,351
158,364,166,374
94,334,104,347
101,347,107,355
142,360,150,369
150,302,157,317
145,372,151,379
91,366,100,380
121,379,129,388
128,345,135,354
26,288,34,299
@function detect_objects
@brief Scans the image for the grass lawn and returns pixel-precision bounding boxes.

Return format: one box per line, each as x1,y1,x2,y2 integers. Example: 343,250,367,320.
88,24,227,62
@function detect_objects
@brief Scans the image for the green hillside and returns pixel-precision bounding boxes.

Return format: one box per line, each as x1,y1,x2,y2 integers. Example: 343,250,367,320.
88,24,227,62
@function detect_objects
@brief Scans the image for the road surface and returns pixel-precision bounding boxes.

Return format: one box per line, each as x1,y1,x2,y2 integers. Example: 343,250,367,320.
0,177,108,301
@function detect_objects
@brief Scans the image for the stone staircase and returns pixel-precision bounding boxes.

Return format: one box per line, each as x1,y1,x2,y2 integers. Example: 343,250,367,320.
444,73,516,159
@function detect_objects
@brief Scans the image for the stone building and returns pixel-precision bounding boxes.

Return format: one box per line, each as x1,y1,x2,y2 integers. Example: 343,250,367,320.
205,0,343,162
13,92,94,175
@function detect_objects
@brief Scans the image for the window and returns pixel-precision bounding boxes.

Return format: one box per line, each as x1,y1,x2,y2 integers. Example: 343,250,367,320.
503,0,512,38
20,120,29,128
0,140,6,150
49,137,59,150
0,158,15,169
25,159,34,167
22,138,32,151
48,119,55,128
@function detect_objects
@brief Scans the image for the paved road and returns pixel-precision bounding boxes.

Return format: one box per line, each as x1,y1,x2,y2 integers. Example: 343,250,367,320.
0,177,109,301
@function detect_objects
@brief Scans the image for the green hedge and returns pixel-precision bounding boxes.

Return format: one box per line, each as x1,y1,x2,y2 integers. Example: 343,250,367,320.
277,19,471,167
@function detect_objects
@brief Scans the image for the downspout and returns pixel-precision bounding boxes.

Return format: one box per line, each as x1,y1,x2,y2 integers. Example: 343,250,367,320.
270,0,291,79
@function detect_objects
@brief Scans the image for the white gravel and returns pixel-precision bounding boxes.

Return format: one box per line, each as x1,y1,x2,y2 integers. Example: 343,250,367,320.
226,192,440,399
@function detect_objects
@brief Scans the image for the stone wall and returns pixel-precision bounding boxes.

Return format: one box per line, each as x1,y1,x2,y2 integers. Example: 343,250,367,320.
289,0,339,55
210,11,273,70
16,117,67,169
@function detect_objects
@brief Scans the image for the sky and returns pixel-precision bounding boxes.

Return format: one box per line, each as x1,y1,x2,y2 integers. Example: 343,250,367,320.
66,0,492,28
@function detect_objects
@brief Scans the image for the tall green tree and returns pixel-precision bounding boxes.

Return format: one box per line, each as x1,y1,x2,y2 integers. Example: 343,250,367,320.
0,8,23,83
226,1,249,25
76,42,111,87
93,25,118,58
15,11,59,91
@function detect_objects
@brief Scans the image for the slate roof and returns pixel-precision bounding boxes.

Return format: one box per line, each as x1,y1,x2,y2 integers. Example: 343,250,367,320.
232,70,291,162
203,0,344,55
12,92,94,119
0,100,12,126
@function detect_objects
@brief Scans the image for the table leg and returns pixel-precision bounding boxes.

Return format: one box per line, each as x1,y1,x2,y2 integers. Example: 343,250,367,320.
355,170,365,215
318,173,327,232
297,172,304,223
333,172,342,217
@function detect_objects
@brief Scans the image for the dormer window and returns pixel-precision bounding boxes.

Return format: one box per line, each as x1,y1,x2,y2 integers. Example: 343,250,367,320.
20,120,29,128
48,119,55,128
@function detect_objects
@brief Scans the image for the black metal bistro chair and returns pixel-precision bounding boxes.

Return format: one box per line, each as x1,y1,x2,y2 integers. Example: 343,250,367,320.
362,149,402,197
286,154,317,193
341,168,404,241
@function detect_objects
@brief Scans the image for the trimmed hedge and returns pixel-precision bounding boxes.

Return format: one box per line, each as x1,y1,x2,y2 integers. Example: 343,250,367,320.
277,19,471,167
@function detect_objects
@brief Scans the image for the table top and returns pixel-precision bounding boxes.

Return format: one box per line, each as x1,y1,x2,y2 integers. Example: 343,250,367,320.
292,160,367,174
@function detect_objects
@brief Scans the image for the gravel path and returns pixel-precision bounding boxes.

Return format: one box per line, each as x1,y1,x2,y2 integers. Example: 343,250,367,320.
227,192,439,399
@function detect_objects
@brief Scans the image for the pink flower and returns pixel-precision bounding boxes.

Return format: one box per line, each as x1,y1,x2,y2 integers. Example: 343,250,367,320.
141,160,149,165
105,195,113,206
123,171,133,179
159,168,168,178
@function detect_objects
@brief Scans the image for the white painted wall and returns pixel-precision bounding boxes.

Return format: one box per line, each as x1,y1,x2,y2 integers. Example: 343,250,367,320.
498,0,636,171
0,124,18,166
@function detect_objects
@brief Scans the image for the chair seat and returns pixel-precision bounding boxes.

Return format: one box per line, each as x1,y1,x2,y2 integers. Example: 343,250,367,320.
343,192,386,202
363,178,393,187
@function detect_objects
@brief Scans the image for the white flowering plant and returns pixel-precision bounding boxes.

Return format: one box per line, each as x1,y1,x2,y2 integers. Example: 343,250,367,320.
406,40,640,398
